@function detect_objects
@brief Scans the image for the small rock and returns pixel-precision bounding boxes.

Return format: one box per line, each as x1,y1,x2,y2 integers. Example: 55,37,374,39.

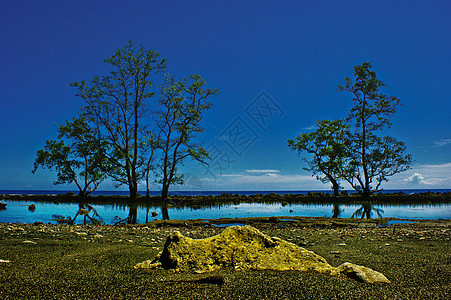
75,232,87,236
22,240,38,244
336,262,390,284
330,251,341,255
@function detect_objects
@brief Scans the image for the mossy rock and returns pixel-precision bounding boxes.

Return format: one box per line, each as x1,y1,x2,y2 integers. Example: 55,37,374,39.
135,225,389,283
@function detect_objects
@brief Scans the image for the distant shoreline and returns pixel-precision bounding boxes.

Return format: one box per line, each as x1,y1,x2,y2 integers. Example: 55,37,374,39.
1,188,450,197
2,190,450,206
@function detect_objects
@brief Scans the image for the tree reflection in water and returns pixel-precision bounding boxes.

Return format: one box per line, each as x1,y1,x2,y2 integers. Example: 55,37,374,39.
120,200,387,224
331,202,343,218
351,203,384,219
128,204,138,224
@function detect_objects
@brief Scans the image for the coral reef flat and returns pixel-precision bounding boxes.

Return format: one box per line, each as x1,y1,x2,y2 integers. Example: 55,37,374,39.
0,218,449,299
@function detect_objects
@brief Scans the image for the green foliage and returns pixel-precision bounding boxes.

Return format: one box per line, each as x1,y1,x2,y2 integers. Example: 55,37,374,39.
289,62,412,196
36,41,217,201
156,74,219,198
338,62,412,195
70,41,166,199
288,119,350,196
33,117,107,196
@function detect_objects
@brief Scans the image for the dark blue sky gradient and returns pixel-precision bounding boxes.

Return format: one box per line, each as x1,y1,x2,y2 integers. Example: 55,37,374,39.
1,0,450,191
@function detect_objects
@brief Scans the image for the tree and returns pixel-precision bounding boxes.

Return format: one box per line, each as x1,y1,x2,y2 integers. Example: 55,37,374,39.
287,119,350,196
156,74,219,199
338,62,412,196
33,117,107,196
71,41,166,200
143,130,159,199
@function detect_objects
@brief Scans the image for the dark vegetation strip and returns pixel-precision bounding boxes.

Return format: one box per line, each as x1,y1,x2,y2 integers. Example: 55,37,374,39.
2,191,450,207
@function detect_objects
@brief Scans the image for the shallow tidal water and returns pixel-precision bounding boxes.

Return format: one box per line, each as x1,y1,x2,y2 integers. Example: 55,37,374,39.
0,200,449,225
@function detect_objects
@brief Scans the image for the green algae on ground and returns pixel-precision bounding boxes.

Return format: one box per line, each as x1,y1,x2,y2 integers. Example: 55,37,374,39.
1,220,449,299
135,225,390,283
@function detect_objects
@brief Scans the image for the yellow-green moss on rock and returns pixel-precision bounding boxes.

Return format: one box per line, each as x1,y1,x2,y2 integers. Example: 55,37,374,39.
135,225,389,283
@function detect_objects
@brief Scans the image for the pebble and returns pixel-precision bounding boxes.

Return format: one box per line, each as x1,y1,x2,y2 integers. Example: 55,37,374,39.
22,240,38,244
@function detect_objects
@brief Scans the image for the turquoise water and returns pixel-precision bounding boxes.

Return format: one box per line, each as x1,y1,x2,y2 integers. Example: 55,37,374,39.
0,200,449,225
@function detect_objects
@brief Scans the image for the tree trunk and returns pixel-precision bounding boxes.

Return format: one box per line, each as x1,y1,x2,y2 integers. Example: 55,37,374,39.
162,183,169,199
146,171,150,199
129,183,138,201
331,179,340,196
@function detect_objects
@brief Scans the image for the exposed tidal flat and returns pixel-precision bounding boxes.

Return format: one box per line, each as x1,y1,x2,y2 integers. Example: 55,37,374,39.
0,218,450,299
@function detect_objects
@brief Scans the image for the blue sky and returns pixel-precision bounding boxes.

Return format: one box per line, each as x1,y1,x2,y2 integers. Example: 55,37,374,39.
1,0,450,192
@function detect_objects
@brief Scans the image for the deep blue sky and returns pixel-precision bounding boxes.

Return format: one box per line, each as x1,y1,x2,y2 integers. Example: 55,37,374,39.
1,0,450,192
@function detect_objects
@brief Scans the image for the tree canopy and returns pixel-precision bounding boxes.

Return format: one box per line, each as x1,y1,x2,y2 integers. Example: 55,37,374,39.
338,62,412,195
156,74,219,199
70,41,166,200
289,62,412,196
287,119,350,196
35,41,218,203
33,117,108,196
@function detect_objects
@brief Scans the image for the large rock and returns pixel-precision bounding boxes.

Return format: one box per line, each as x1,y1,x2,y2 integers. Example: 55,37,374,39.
135,225,389,284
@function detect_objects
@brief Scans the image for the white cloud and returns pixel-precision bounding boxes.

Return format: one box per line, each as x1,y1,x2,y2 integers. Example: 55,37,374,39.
245,169,280,174
387,163,451,188
302,124,316,131
403,173,430,185
434,138,451,147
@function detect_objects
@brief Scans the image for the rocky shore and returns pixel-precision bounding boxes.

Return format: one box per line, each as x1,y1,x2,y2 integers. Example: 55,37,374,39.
0,218,450,299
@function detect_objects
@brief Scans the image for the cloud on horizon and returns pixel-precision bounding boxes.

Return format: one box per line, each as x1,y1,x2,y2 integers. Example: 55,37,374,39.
245,169,280,174
387,162,451,189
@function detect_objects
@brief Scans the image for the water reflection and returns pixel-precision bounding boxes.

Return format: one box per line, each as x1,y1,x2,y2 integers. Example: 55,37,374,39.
331,203,342,218
0,199,449,224
351,203,384,219
52,203,103,225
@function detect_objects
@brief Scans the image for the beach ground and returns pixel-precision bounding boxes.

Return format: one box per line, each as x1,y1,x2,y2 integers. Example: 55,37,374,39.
0,218,449,299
